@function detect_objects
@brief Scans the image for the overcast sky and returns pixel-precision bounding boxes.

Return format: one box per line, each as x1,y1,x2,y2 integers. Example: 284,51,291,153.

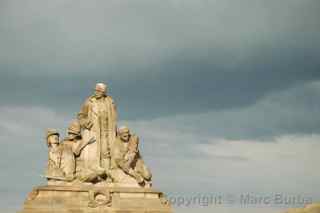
1,0,320,212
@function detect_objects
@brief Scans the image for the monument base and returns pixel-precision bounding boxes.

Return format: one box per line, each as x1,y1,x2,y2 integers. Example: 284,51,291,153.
19,185,172,213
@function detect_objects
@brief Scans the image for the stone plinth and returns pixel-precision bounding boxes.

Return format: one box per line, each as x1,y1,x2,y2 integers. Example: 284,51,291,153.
19,185,172,213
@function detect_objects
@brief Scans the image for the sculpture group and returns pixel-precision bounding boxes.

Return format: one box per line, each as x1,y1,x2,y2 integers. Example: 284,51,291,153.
20,83,171,213
45,83,152,187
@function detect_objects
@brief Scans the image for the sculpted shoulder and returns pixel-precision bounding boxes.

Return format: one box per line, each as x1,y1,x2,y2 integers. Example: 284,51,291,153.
87,95,96,103
131,134,139,141
114,136,122,146
105,95,116,104
60,139,74,151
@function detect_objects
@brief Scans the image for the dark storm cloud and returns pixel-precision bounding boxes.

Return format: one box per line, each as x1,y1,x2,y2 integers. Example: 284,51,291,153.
159,81,320,140
0,0,319,119
1,2,320,213
0,42,319,120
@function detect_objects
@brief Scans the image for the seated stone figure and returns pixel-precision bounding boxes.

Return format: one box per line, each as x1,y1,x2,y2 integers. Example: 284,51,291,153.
111,126,152,187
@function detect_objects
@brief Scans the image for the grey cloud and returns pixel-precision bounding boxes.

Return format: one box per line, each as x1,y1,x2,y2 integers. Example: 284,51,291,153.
0,0,319,120
1,1,320,212
122,80,320,140
0,43,319,120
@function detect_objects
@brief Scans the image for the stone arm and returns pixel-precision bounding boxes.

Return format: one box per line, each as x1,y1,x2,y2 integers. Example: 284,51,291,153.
72,137,95,156
111,97,118,127
129,135,139,153
47,157,57,170
113,145,131,174
125,135,139,167
48,150,60,168
115,158,131,174
77,98,93,129
46,150,65,178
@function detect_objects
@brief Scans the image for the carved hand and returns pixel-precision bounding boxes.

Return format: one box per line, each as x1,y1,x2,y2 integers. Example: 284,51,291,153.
88,137,96,144
85,120,94,130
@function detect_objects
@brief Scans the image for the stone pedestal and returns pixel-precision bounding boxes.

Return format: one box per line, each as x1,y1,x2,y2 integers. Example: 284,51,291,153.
19,185,172,213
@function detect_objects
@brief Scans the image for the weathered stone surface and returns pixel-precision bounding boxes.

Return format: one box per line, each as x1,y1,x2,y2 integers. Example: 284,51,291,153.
19,83,172,213
19,185,171,213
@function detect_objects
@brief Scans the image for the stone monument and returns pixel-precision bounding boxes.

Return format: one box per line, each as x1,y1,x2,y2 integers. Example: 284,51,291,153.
19,83,172,213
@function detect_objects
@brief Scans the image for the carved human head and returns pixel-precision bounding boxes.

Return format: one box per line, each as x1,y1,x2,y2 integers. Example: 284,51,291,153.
46,129,60,147
67,120,81,139
95,83,107,99
118,126,130,142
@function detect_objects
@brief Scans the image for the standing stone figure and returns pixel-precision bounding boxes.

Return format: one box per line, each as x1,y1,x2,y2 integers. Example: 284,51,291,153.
78,83,117,177
111,126,152,186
